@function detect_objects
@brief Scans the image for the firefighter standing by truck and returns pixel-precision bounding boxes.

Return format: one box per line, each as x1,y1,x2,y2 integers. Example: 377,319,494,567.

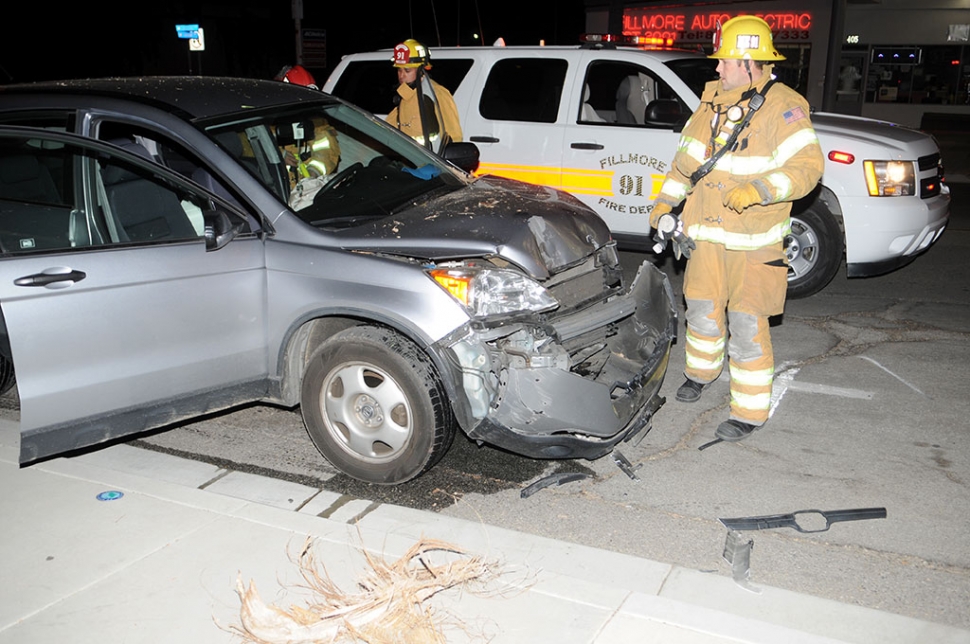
649,16,824,443
386,39,462,155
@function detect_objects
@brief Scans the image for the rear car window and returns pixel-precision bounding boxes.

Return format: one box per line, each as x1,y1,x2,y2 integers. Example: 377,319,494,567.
479,58,568,124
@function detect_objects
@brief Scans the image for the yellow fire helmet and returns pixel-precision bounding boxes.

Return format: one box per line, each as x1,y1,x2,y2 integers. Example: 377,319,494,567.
391,39,432,69
710,15,785,61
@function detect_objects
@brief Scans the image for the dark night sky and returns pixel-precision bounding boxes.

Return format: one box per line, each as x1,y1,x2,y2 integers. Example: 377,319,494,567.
1,1,587,85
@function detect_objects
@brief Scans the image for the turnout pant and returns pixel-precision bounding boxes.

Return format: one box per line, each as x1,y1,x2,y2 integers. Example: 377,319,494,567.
682,240,788,425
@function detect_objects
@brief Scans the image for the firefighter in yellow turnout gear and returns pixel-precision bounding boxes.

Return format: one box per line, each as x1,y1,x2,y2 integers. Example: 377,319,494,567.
649,16,824,442
386,39,462,155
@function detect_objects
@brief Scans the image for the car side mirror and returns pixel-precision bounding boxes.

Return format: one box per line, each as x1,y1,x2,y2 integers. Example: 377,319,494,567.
204,209,244,251
644,99,687,128
442,141,480,174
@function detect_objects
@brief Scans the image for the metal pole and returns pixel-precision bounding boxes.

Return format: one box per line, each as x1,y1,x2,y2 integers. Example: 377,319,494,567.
292,0,304,64
822,0,847,112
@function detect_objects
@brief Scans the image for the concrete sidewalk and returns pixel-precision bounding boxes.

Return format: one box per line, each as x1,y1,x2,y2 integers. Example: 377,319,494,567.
2,419,968,643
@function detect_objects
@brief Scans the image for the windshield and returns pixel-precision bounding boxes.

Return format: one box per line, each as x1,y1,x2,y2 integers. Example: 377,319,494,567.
665,58,719,99
205,101,468,229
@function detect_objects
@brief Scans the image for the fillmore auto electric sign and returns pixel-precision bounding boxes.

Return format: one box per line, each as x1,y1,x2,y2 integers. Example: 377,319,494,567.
623,9,813,44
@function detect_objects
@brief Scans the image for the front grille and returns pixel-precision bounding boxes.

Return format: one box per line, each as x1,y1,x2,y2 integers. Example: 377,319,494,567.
918,153,941,172
544,248,623,312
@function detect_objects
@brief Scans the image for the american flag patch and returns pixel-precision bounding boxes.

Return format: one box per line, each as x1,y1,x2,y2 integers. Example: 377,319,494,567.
784,106,806,124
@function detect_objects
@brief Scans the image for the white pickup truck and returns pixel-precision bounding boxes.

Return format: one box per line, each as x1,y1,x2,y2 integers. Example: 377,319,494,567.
324,40,950,298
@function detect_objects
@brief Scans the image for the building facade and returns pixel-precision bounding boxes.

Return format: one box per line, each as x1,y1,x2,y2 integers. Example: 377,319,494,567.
584,0,970,128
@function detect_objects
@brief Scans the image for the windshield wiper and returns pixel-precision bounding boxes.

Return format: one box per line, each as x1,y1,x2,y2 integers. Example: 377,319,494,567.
388,184,461,216
311,214,383,228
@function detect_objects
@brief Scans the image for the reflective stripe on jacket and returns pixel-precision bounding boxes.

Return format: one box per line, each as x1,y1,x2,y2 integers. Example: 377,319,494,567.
650,66,824,251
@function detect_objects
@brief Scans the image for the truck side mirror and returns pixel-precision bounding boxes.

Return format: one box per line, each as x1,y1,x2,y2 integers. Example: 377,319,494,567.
644,99,687,128
442,141,480,174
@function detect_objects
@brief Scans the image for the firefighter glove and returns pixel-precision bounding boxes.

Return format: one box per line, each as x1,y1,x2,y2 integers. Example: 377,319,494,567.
650,201,673,228
652,213,695,260
671,231,696,260
722,182,764,212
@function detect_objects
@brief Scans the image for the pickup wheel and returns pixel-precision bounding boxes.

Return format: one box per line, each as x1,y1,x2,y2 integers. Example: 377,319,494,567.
785,199,844,299
0,356,14,396
301,326,455,485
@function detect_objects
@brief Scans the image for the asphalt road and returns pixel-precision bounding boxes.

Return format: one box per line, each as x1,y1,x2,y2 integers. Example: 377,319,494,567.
19,184,968,629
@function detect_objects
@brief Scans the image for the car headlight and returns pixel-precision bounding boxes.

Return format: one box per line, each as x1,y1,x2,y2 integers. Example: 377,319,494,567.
864,160,915,196
430,266,558,317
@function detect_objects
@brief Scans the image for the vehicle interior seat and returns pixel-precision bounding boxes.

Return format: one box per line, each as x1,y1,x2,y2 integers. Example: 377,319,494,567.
0,152,60,204
581,84,606,122
101,138,198,242
615,74,652,125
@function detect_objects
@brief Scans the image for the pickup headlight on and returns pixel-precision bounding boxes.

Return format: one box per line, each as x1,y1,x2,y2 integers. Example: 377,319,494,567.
864,160,915,196
430,267,558,317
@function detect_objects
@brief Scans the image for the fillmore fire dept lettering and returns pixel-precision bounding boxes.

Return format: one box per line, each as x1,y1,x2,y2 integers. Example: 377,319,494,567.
598,153,668,214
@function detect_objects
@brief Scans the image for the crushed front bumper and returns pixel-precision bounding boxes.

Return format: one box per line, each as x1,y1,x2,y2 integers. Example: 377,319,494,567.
445,261,676,460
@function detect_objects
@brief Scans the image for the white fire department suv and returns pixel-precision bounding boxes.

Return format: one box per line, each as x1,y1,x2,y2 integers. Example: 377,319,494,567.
324,39,950,298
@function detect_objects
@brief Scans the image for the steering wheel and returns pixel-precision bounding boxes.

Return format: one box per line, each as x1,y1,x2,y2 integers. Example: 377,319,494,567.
317,162,363,197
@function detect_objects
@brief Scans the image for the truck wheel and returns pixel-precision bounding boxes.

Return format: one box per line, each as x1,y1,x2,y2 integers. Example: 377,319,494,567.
301,326,455,485
785,199,844,299
0,356,14,396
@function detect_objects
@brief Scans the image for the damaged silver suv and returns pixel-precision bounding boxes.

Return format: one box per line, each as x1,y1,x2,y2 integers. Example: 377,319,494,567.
0,77,675,484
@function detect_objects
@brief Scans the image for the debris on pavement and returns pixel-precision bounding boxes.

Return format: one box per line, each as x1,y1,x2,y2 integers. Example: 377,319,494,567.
520,472,591,498
698,437,723,451
722,530,761,594
612,449,643,481
232,536,521,643
718,507,887,533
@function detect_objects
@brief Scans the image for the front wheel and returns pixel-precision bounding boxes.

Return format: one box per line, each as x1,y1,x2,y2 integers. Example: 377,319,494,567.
301,326,456,485
785,199,844,299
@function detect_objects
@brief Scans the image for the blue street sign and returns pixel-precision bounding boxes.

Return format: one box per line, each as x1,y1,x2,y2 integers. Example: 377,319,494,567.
176,24,200,39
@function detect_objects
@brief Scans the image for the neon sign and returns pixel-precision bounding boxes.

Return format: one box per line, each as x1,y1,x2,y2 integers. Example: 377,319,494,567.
623,10,813,44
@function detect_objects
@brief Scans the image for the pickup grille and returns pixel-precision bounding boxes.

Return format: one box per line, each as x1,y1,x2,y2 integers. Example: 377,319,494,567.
918,152,944,198
918,153,941,172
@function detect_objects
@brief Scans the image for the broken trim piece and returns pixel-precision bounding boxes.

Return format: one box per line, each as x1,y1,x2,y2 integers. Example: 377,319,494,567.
520,472,591,498
719,507,887,533
722,530,761,594
612,449,642,481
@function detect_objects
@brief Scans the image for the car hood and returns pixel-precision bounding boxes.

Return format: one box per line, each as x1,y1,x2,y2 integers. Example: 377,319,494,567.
812,112,941,159
333,176,613,279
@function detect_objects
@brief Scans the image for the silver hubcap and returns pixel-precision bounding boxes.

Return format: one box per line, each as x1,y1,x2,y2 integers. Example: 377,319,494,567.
786,217,819,281
321,362,411,461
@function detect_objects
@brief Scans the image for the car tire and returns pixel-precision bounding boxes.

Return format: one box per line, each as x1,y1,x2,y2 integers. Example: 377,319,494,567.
0,356,14,397
300,325,456,485
785,198,844,299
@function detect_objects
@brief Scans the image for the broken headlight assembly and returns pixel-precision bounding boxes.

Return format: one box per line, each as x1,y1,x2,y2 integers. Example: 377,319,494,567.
429,266,558,317
863,159,915,196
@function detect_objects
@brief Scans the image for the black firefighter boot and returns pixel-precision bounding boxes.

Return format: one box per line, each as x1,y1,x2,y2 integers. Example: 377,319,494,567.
715,419,759,442
675,378,708,403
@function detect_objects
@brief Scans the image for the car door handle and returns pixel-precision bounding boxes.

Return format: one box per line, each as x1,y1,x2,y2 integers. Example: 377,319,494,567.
470,136,500,143
571,142,605,150
14,268,87,287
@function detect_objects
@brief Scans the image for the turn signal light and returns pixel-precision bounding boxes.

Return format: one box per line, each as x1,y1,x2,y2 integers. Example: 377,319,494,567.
828,150,855,164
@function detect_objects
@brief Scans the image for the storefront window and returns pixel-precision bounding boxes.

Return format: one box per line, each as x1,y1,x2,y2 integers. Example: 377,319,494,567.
866,45,964,104
774,44,811,98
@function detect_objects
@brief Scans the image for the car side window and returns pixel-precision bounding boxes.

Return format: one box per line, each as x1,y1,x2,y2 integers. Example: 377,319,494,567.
0,137,78,254
479,58,568,123
0,131,229,255
331,59,473,116
581,61,689,127
95,121,245,210
94,145,205,243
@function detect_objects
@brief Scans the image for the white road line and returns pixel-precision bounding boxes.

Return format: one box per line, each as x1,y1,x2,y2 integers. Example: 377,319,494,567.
768,368,799,418
858,356,927,397
787,381,874,399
